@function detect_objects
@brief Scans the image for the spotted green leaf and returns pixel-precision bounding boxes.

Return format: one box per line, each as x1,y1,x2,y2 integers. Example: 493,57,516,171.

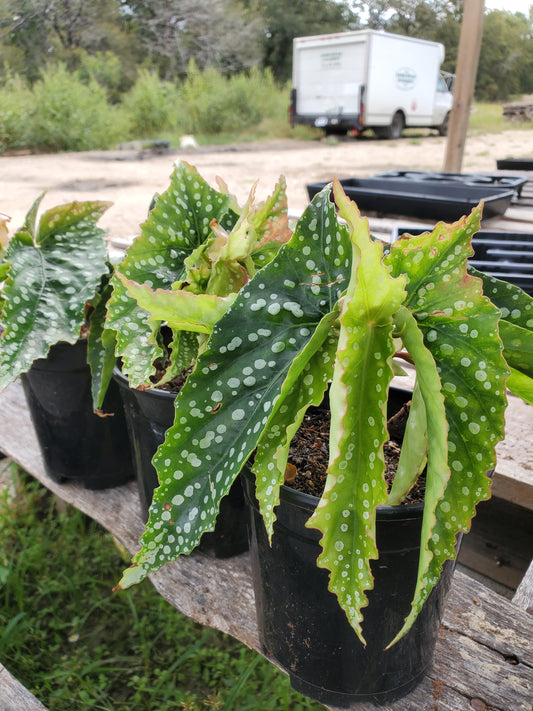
385,206,508,644
248,175,292,269
105,161,237,388
118,187,351,588
506,367,533,405
468,265,533,401
0,213,9,267
497,320,533,379
0,199,110,391
386,307,451,646
87,272,117,411
469,264,533,331
117,275,237,336
309,186,407,643
387,381,428,505
253,329,338,540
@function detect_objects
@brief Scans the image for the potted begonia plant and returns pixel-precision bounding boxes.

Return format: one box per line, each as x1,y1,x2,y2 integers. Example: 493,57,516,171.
115,179,533,703
0,197,133,488
106,161,290,554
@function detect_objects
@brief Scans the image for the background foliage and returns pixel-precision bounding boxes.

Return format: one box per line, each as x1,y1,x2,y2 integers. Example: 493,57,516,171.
0,0,532,153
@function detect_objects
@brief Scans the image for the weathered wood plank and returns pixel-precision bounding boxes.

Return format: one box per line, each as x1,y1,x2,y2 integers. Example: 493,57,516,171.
430,629,531,711
0,380,532,711
0,663,48,711
503,101,533,121
443,569,533,668
485,207,533,232
457,496,533,591
513,558,533,614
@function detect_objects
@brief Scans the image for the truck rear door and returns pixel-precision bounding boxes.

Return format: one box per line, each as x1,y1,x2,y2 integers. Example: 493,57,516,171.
293,35,367,124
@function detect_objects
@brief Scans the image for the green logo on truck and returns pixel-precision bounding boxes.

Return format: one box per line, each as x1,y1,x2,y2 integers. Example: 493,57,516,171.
395,68,416,90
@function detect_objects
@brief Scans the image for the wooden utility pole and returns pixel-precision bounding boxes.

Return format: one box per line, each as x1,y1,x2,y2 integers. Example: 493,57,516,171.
443,0,486,173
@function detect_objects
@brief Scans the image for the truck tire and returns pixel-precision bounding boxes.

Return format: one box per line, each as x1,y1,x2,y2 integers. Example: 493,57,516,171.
438,112,450,136
375,111,404,140
389,111,404,139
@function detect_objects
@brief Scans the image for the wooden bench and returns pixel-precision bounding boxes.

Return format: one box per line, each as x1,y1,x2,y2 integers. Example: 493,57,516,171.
0,662,49,711
0,380,531,711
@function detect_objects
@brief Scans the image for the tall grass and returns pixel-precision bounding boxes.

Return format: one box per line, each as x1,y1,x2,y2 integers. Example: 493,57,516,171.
181,62,284,136
0,73,33,152
122,69,187,136
1,60,532,155
469,100,533,134
0,62,297,153
29,64,129,152
0,464,324,710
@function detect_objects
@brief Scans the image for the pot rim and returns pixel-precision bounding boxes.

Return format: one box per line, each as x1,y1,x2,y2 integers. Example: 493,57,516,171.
242,464,424,520
112,364,177,400
243,383,423,519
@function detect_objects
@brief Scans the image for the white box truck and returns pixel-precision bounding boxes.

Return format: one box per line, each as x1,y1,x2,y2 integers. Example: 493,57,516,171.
290,30,454,139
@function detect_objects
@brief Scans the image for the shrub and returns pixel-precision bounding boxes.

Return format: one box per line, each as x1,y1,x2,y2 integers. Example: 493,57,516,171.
0,61,295,153
28,63,126,152
0,73,35,152
122,69,187,137
182,62,287,135
77,50,129,103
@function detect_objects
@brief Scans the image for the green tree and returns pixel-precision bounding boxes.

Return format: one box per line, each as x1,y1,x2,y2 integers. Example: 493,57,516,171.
119,0,264,78
476,9,533,100
260,0,360,81
347,1,461,71
0,0,52,81
0,0,138,83
349,2,533,100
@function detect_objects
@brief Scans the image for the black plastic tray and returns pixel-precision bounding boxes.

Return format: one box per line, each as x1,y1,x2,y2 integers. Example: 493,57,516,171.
392,227,533,295
496,158,533,171
306,178,515,221
374,170,527,196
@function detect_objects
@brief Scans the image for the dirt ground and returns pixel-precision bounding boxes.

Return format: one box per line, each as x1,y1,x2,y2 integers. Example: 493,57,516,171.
2,128,533,243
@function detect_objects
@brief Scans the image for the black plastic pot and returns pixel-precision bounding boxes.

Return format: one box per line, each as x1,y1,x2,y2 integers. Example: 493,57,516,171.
242,388,456,707
113,367,249,558
21,340,134,489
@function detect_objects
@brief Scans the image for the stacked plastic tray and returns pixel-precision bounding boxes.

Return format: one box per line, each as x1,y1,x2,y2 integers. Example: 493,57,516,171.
375,170,527,196
392,226,533,296
306,171,523,221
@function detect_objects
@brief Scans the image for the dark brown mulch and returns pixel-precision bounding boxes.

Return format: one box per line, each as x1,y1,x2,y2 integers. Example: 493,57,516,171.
149,362,193,393
286,402,426,504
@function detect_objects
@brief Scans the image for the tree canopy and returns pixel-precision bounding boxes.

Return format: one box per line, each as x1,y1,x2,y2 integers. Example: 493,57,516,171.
0,0,532,99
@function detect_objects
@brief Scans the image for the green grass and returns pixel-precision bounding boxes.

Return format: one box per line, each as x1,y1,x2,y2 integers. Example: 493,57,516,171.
0,464,324,710
469,100,533,135
146,121,321,150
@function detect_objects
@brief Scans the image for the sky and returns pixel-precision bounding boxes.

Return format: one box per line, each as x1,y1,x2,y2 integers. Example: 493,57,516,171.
484,0,531,13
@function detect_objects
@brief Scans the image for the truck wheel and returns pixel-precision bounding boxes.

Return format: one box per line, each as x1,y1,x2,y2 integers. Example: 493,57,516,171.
389,111,404,139
439,112,450,136
375,112,404,140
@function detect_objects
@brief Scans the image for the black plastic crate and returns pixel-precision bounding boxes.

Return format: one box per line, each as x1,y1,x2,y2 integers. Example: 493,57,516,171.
496,158,533,171
306,178,514,222
374,170,527,196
